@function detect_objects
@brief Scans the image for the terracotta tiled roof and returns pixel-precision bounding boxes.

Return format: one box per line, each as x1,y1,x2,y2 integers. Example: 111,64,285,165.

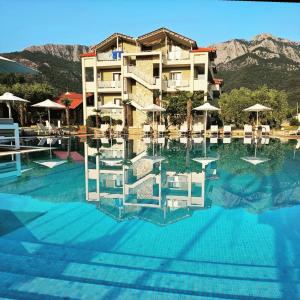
191,47,216,53
80,52,96,58
56,92,84,110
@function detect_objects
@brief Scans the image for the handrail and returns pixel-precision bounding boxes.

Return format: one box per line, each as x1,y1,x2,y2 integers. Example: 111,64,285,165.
98,80,121,88
127,66,156,85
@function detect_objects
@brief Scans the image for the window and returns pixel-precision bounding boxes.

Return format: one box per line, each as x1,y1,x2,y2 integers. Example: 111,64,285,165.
170,72,182,81
113,73,121,82
114,98,121,106
85,67,94,82
86,94,94,107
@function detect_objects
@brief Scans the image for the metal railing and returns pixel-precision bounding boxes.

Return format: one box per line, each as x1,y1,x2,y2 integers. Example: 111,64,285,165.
98,80,121,88
127,66,156,85
164,80,189,88
97,51,122,61
167,51,190,60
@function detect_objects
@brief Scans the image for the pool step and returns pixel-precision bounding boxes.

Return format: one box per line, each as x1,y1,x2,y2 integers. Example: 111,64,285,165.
0,270,209,300
0,239,296,299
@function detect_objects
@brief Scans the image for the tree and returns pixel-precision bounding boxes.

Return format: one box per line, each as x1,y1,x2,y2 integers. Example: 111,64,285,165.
61,97,72,131
164,91,205,128
219,86,289,128
122,99,130,129
93,108,101,128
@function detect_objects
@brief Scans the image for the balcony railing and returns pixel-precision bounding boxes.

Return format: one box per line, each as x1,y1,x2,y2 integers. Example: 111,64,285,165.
164,80,189,88
97,51,122,61
98,80,121,89
127,66,156,85
167,51,190,60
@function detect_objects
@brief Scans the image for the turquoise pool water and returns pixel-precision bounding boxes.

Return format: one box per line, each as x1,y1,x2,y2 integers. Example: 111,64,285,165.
0,136,300,299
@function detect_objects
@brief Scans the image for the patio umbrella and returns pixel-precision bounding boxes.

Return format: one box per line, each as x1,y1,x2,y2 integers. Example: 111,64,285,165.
142,104,165,131
32,99,65,126
33,160,67,168
241,142,270,165
243,104,272,127
99,102,123,129
0,92,29,118
193,102,220,137
0,56,39,74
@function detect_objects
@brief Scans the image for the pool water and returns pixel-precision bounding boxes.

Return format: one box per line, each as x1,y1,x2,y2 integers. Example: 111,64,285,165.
0,136,300,299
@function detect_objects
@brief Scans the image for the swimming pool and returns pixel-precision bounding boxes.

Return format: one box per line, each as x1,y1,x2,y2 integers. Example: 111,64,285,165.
0,136,299,299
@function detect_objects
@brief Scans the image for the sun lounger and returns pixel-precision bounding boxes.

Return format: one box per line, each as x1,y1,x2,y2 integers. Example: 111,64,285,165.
157,137,165,145
115,125,124,136
210,137,218,144
210,125,218,136
193,136,203,144
36,123,50,135
100,124,109,135
223,125,232,136
143,137,151,144
179,124,188,136
193,124,204,135
243,137,252,144
223,137,231,144
244,124,253,136
143,124,152,136
261,137,270,145
180,137,188,144
49,123,62,135
158,124,166,136
261,125,270,135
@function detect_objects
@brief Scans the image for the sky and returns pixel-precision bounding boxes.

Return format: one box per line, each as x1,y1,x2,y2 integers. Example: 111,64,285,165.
0,0,299,53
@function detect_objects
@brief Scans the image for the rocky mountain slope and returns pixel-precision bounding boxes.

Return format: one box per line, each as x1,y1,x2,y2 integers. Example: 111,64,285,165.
211,34,300,106
24,44,89,62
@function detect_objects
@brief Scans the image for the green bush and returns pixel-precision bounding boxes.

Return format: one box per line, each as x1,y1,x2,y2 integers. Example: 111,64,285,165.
86,115,95,128
290,117,300,126
101,116,122,125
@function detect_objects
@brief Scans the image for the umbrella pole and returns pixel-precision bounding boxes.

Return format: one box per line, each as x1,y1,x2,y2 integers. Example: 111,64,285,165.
256,111,259,127
48,108,51,127
205,110,208,137
152,112,154,136
7,103,12,119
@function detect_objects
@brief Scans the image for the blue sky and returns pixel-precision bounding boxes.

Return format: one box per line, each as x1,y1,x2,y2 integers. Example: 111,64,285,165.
0,0,299,53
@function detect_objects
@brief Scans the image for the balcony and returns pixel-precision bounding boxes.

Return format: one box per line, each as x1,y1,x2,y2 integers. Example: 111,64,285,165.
96,51,123,66
98,80,121,92
167,51,190,61
163,80,189,91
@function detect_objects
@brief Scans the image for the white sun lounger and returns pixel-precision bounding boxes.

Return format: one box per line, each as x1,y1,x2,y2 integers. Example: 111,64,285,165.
210,125,218,136
223,125,232,136
100,124,109,135
179,124,188,136
261,125,270,135
158,124,166,136
143,124,152,136
244,125,253,136
193,124,204,135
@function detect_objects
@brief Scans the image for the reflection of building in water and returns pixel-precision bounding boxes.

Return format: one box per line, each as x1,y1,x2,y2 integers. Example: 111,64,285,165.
0,153,21,179
84,138,212,225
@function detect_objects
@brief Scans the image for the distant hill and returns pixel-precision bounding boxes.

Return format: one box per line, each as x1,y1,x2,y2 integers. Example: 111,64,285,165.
1,44,88,93
211,34,300,106
1,35,300,106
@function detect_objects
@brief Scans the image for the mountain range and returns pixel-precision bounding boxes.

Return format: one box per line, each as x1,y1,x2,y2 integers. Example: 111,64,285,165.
1,33,300,106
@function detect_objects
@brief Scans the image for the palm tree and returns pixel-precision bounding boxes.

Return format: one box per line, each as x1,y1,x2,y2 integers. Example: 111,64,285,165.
93,108,101,128
61,97,72,132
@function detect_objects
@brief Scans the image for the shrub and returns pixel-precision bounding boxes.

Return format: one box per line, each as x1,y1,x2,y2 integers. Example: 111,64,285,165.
290,117,300,126
86,115,95,128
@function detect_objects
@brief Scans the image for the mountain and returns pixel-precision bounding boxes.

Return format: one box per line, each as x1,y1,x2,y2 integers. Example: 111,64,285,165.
24,44,89,62
1,45,88,93
211,34,300,106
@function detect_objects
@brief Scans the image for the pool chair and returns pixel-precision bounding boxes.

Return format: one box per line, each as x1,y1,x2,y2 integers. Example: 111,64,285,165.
143,137,151,144
179,124,188,136
36,123,50,136
143,124,152,136
223,137,232,144
37,138,47,146
223,125,232,136
192,124,204,135
158,124,166,136
157,137,165,145
244,125,253,137
210,125,219,136
261,136,270,145
261,125,270,135
193,136,203,144
50,123,62,135
180,137,188,144
116,137,124,144
243,137,252,144
100,137,110,145
115,125,124,136
100,124,109,136
210,137,218,144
